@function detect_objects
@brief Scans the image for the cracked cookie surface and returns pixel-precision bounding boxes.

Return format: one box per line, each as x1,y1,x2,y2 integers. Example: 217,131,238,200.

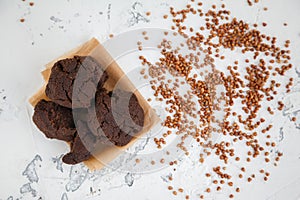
89,88,145,146
33,100,76,142
45,56,108,108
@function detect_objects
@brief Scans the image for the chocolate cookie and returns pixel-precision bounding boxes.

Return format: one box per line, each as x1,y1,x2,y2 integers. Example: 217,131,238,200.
62,121,96,164
34,56,145,165
89,88,145,146
32,100,76,142
45,56,108,108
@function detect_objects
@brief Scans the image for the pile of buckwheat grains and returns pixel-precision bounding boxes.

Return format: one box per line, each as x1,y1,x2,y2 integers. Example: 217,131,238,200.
137,1,294,199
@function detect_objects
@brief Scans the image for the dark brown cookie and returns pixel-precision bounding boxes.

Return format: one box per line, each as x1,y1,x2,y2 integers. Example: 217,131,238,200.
89,88,145,146
35,56,145,164
32,100,76,142
62,121,96,165
45,56,108,108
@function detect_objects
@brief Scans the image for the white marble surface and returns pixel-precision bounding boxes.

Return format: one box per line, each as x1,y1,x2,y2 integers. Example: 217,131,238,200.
0,0,300,199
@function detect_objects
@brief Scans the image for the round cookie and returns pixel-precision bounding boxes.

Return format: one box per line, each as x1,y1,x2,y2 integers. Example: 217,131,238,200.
89,88,145,146
32,100,76,142
45,56,108,108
